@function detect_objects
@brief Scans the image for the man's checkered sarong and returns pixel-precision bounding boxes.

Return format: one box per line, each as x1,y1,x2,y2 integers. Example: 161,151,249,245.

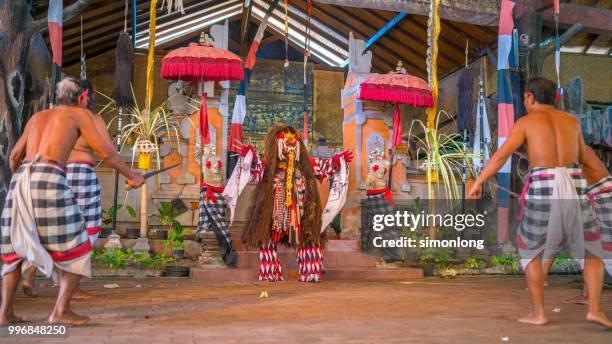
67,162,102,245
198,185,236,267
1,159,91,277
586,176,612,274
517,165,601,269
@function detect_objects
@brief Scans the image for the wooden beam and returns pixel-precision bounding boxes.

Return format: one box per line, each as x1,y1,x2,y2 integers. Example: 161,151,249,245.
368,10,461,69
585,35,611,55
515,0,555,17
542,4,612,35
240,0,252,55
259,35,280,47
315,4,427,73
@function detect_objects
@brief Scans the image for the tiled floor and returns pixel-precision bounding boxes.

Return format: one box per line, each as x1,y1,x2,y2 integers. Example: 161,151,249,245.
2,276,610,343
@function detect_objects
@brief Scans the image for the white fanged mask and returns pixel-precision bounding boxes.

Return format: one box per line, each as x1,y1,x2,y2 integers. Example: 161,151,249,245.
277,131,301,162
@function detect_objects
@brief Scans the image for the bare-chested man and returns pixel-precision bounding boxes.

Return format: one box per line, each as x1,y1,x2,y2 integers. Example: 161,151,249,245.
543,147,612,305
468,78,611,328
0,77,144,325
19,79,106,300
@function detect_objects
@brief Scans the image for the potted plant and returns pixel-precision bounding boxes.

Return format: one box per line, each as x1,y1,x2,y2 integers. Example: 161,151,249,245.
151,202,180,240
163,214,186,260
101,204,137,238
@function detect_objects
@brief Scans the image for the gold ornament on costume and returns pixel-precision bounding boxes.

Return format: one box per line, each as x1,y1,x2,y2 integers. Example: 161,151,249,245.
277,131,300,207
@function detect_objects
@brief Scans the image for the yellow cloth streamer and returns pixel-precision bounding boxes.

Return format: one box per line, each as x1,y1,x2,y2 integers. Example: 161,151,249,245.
145,0,157,111
427,0,440,129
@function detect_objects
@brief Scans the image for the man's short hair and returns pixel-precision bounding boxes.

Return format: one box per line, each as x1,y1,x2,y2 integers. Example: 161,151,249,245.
524,77,556,105
79,79,95,112
56,77,82,106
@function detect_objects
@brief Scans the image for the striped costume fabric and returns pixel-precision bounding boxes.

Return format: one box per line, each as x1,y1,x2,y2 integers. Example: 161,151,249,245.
586,176,612,253
197,185,236,266
516,165,601,269
259,241,283,281
66,162,102,245
1,160,91,276
496,0,517,243
297,243,323,282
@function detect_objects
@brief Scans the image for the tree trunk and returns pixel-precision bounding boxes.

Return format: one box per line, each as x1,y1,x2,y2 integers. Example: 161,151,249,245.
0,0,92,210
0,1,31,209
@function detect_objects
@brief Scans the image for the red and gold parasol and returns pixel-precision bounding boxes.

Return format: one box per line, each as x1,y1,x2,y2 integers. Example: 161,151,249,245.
161,33,244,144
359,61,433,148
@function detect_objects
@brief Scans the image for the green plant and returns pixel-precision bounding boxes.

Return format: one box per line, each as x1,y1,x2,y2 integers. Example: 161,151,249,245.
154,202,185,250
465,254,487,270
92,248,131,269
409,111,477,200
490,253,520,272
92,248,174,271
154,202,181,231
101,204,136,226
433,248,454,268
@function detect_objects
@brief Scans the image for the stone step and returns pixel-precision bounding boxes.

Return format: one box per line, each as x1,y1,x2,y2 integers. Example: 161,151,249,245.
190,268,259,281
234,251,378,269
190,267,423,282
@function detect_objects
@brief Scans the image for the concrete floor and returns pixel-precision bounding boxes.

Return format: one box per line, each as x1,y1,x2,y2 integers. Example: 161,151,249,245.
2,276,610,343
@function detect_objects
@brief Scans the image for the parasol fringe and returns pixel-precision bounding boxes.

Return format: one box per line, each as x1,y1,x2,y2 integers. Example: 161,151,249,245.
112,32,135,108
161,60,244,82
359,86,434,107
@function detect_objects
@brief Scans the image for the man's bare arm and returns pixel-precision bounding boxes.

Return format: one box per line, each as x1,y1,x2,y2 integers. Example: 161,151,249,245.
72,109,139,182
9,120,31,172
471,119,526,192
92,115,118,160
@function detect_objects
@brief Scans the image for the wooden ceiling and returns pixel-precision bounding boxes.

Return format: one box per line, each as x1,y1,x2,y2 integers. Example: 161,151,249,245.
31,0,608,79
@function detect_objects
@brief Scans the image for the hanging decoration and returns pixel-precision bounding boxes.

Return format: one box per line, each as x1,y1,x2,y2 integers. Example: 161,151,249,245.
426,0,440,129
109,1,136,236
496,0,517,243
161,0,184,14
283,0,290,68
456,39,473,134
48,0,63,106
79,16,86,80
553,0,562,103
473,61,491,173
227,0,281,174
303,0,313,146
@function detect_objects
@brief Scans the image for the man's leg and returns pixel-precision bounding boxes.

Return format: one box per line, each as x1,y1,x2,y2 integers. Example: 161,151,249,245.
518,255,548,325
72,285,95,300
0,262,23,324
583,256,612,328
48,271,90,325
543,257,588,304
21,266,38,297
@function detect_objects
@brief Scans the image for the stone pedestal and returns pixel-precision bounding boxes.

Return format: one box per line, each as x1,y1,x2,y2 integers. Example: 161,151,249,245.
133,237,151,254
103,234,123,249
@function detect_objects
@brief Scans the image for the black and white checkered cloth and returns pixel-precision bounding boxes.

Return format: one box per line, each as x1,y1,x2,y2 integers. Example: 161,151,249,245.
66,162,102,243
517,165,599,269
198,186,236,266
363,192,400,261
587,176,612,253
1,159,91,271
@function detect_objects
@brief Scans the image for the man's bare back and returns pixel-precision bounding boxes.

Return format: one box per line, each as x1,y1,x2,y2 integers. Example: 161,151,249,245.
520,107,584,167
